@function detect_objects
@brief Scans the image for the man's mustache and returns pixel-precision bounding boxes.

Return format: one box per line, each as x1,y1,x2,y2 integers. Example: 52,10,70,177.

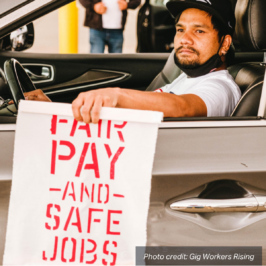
175,46,200,56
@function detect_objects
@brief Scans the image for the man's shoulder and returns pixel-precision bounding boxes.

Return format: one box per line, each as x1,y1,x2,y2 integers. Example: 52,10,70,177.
198,70,241,100
198,70,232,81
174,70,233,82
185,70,241,98
164,70,241,97
197,70,240,89
172,70,237,88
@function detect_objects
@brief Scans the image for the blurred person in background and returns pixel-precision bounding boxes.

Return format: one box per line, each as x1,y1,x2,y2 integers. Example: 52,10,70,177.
79,0,141,53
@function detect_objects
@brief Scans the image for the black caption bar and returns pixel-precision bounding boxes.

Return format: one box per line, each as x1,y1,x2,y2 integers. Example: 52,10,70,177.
136,246,262,265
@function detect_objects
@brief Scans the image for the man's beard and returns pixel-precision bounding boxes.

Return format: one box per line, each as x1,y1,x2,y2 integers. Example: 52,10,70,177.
174,46,201,69
173,47,223,78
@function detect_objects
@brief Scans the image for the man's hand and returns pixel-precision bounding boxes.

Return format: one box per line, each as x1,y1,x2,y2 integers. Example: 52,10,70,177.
118,0,128,11
72,87,207,124
94,2,107,14
8,89,51,104
24,89,52,102
72,88,120,124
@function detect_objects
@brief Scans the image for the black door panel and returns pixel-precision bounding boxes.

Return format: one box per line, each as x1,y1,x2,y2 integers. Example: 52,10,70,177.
44,70,130,103
43,70,126,92
0,52,169,102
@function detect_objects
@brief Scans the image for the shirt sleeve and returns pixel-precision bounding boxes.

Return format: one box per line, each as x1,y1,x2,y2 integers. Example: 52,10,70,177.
183,81,239,117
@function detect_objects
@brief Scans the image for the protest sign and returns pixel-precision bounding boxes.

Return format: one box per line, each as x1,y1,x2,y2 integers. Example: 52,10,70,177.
3,101,163,265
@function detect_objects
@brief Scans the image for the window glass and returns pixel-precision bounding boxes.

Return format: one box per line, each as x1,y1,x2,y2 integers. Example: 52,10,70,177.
25,1,144,54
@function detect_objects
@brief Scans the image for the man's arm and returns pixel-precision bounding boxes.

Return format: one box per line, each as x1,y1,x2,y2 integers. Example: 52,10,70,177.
8,89,52,105
79,0,106,14
72,88,207,124
118,0,140,11
79,0,93,9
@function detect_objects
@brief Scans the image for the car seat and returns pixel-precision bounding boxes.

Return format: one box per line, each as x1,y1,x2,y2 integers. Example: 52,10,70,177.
146,0,266,118
230,0,266,116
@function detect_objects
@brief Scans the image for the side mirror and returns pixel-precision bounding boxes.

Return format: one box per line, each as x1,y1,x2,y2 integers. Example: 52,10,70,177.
0,22,34,51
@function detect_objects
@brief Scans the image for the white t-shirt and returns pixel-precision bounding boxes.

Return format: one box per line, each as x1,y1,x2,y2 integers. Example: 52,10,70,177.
102,0,122,29
155,70,241,117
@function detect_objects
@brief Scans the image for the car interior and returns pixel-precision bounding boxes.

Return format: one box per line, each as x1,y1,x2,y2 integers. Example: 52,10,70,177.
146,0,266,121
0,0,265,124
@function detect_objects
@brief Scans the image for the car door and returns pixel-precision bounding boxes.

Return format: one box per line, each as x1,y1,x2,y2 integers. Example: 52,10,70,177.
147,117,266,264
0,51,169,103
1,0,266,264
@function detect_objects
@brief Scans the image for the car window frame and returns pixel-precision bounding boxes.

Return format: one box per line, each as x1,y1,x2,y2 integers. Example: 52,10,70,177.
0,0,73,39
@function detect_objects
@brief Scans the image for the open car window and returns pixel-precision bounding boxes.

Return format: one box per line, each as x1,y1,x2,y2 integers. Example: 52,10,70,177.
0,0,265,124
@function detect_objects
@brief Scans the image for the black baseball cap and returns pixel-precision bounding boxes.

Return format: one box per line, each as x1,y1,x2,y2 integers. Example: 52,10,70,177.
166,0,236,36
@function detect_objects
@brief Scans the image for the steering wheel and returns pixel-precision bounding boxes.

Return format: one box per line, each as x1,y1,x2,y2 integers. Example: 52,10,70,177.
4,58,36,109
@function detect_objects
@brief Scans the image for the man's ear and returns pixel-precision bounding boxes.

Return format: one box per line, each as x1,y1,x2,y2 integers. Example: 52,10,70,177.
219,35,232,56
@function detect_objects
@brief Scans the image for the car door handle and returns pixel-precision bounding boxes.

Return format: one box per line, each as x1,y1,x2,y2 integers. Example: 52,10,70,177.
25,67,50,81
22,64,54,84
170,195,266,213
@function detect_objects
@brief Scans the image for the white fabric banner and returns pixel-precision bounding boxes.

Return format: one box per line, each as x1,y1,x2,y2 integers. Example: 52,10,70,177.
4,101,163,265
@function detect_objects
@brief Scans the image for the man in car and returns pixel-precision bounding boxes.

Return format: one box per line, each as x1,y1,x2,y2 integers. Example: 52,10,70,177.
25,0,241,124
